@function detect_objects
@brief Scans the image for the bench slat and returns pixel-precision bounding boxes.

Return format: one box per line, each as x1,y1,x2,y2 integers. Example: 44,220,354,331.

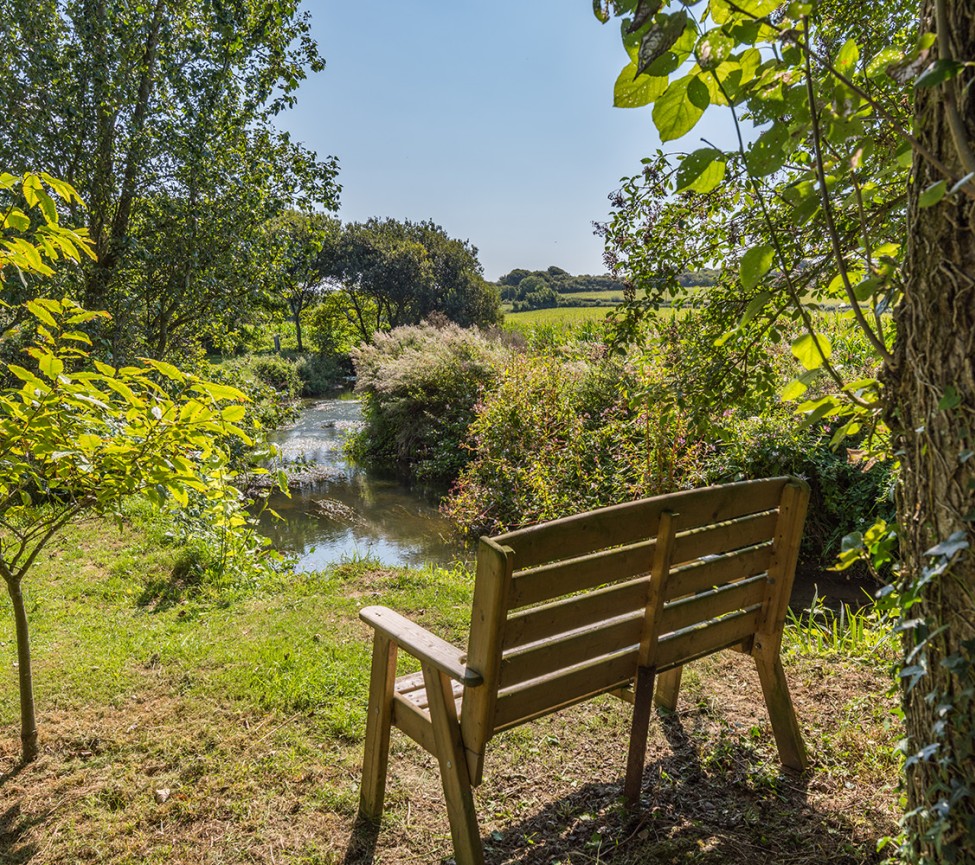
669,510,778,567
508,539,655,610
658,574,768,636
493,649,637,731
499,612,644,690
493,478,789,570
656,607,762,671
502,577,649,651
666,543,773,601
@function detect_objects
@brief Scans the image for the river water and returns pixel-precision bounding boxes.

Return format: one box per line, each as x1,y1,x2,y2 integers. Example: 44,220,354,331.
254,396,466,571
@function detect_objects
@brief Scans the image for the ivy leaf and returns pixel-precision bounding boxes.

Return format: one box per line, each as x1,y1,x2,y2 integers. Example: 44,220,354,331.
791,332,833,370
740,245,775,290
924,531,969,558
918,180,947,208
674,148,726,193
637,10,689,75
653,73,709,141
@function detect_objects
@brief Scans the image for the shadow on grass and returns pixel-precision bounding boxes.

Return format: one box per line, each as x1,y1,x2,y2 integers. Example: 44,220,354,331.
0,797,41,865
342,712,879,865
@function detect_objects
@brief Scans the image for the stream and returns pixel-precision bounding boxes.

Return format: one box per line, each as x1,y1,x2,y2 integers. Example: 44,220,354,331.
254,396,467,571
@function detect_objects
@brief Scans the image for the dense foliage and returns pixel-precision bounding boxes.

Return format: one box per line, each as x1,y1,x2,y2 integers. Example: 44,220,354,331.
349,321,509,484
0,0,339,360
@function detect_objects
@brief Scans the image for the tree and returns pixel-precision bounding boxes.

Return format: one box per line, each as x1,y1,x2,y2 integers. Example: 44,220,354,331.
594,0,973,858
265,211,341,353
1,176,254,762
326,219,501,342
0,0,339,359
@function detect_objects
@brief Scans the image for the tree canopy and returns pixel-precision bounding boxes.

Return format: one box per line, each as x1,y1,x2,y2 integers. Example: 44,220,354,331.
595,0,975,858
326,218,502,342
0,0,340,359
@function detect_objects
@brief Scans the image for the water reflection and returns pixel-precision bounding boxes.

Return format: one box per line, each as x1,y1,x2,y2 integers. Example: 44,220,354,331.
255,396,468,571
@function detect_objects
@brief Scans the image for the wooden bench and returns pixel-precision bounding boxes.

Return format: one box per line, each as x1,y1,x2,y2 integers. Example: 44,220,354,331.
357,477,809,865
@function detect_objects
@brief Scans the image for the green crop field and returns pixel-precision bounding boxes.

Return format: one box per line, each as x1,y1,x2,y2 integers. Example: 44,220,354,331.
504,306,613,327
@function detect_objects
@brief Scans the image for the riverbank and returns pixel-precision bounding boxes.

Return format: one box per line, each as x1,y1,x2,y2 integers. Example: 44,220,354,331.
1,511,900,864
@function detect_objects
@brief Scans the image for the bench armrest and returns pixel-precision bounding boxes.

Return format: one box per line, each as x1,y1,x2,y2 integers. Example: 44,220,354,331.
359,605,483,687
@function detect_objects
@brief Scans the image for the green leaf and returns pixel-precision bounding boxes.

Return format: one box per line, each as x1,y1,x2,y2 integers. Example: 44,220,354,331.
791,332,833,370
740,245,775,290
4,209,30,232
781,378,808,401
637,11,689,75
740,289,771,325
696,29,735,70
652,73,709,141
26,299,58,328
614,62,668,107
835,39,859,75
745,124,789,177
37,352,65,381
918,180,947,208
627,0,664,32
674,148,725,193
143,358,186,382
915,59,964,88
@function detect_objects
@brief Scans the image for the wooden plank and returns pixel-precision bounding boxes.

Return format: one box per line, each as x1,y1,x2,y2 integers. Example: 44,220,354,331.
492,478,789,570
654,667,682,712
392,691,437,754
754,481,810,655
670,510,778,566
360,606,479,685
493,649,638,730
423,664,485,865
666,543,773,601
502,577,649,651
359,634,398,821
655,607,762,671
658,575,768,636
638,510,676,666
624,665,656,806
461,537,514,786
754,648,808,771
508,539,655,610
499,612,643,689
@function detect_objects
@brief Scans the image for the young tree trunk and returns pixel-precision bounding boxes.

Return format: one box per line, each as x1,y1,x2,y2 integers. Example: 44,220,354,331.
890,1,975,857
5,578,38,763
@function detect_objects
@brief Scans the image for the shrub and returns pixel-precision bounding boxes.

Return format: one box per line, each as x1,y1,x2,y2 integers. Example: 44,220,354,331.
701,410,895,576
349,321,510,484
443,349,708,535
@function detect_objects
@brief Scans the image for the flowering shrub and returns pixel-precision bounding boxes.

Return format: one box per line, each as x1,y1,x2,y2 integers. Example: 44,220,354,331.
349,321,510,483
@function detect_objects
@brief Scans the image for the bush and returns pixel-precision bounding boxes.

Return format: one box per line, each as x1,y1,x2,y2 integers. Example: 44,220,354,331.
349,321,510,484
294,352,348,396
443,349,708,535
701,411,895,575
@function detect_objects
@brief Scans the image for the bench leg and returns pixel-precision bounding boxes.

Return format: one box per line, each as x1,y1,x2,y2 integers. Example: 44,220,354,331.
359,634,397,821
423,663,484,865
754,650,808,771
624,664,656,806
654,666,682,712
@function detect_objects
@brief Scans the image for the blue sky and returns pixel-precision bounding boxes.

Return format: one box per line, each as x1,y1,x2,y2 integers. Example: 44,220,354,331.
278,2,717,280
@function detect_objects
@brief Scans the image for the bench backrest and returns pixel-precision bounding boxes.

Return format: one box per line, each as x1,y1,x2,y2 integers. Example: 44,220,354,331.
459,477,809,783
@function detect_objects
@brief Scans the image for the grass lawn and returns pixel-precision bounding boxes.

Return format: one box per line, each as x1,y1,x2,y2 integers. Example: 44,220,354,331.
0,513,900,864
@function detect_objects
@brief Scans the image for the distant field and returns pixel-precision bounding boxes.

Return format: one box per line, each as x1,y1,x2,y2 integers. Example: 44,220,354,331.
504,306,613,327
559,290,628,303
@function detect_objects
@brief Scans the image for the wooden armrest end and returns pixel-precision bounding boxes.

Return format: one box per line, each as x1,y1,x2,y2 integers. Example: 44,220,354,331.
359,605,483,686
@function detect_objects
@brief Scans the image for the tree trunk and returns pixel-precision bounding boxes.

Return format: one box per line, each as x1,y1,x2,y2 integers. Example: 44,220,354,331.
890,1,975,858
5,578,38,763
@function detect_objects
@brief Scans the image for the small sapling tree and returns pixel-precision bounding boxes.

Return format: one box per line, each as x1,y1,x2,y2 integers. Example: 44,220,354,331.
1,173,252,762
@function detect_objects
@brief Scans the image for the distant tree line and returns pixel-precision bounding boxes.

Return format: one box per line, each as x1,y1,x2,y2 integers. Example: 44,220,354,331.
495,266,719,311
